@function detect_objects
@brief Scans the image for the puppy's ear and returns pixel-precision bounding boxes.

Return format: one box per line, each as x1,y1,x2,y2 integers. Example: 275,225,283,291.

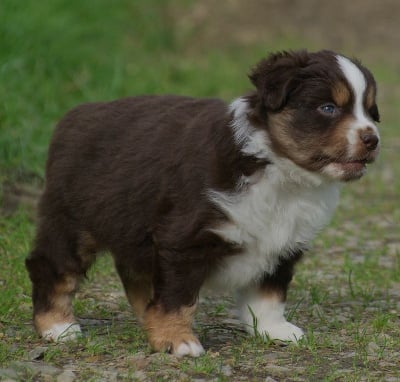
249,50,310,111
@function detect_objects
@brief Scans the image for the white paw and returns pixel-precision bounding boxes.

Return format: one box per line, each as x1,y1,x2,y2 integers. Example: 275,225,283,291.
42,323,82,342
259,321,304,343
174,341,205,357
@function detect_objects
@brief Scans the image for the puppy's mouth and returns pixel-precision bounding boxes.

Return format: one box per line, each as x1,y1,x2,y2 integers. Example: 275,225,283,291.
321,155,376,181
336,158,369,171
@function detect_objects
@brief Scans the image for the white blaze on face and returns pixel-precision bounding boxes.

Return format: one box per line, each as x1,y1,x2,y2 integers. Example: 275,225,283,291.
336,55,379,155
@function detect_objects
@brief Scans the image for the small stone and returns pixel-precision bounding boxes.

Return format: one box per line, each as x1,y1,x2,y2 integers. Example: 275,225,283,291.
5,328,16,337
102,371,119,382
28,346,48,360
126,353,150,370
221,365,232,376
0,368,19,380
387,242,400,256
57,370,76,382
132,370,147,381
266,365,291,375
42,374,54,382
265,377,278,382
367,342,380,356
335,314,348,323
12,361,61,376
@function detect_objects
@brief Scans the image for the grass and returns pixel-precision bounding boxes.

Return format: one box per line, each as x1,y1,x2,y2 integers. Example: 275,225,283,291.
1,1,400,381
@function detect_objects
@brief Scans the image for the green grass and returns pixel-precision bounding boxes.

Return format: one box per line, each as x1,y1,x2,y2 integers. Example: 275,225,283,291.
0,0,276,180
1,0,400,381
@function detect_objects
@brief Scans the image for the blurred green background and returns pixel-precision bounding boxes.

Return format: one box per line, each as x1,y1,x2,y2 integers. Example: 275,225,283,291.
1,0,399,181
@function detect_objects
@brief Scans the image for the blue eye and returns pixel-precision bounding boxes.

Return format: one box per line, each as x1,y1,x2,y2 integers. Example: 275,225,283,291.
319,104,337,115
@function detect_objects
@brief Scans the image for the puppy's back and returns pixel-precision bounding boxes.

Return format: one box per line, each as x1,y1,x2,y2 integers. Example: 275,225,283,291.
40,95,230,250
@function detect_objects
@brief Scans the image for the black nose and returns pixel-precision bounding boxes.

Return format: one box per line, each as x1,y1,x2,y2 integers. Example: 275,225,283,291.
360,132,379,151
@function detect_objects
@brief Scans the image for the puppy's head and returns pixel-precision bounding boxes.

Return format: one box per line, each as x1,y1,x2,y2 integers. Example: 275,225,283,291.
249,50,380,181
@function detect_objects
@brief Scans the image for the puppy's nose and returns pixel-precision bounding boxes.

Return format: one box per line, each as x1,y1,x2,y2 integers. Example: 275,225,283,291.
360,131,379,151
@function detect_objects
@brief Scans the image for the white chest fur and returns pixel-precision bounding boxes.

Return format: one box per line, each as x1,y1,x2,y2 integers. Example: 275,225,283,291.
206,163,340,292
204,97,341,292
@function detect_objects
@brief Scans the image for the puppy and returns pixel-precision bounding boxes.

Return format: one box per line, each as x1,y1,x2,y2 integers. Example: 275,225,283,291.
26,50,380,357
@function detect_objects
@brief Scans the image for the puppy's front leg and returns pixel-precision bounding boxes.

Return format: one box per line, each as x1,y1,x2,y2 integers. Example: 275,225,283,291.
237,251,304,342
143,248,207,357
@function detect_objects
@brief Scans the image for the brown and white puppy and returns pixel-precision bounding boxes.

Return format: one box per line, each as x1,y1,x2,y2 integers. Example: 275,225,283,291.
26,50,380,357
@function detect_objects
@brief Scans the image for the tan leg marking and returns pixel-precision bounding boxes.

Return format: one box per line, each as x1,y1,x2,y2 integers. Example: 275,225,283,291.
34,275,81,341
125,277,153,323
143,303,204,357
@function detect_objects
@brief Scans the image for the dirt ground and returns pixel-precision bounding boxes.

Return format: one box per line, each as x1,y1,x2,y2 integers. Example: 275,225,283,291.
172,0,400,65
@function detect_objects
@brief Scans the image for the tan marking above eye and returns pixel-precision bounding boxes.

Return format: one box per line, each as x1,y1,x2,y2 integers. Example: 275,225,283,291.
332,81,351,107
365,86,376,109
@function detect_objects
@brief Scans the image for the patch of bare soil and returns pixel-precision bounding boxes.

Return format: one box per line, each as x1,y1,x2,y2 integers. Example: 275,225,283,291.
172,0,400,65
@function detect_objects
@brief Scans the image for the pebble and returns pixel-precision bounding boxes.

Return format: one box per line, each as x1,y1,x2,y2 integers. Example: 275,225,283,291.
0,368,19,380
126,352,150,370
57,370,76,382
367,342,380,356
387,242,400,256
265,365,291,375
28,346,48,361
343,351,356,358
133,370,147,381
12,361,61,376
221,365,232,376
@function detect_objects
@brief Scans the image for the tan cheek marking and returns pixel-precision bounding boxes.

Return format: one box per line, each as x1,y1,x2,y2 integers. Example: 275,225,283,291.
321,117,352,159
34,276,79,333
268,111,302,158
144,304,199,353
332,82,351,107
268,111,323,170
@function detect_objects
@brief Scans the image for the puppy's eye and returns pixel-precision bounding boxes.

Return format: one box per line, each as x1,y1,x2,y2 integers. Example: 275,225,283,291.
318,103,338,116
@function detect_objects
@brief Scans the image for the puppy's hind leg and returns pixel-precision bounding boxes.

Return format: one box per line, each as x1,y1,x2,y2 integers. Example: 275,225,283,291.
26,220,99,342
